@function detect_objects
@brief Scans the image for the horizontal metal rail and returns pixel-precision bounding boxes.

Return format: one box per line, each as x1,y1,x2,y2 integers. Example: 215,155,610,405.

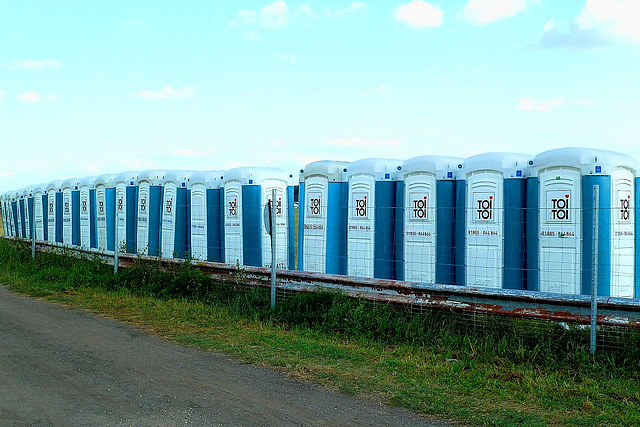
10,238,640,328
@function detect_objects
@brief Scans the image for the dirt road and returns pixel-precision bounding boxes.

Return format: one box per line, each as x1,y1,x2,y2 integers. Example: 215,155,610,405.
0,286,444,426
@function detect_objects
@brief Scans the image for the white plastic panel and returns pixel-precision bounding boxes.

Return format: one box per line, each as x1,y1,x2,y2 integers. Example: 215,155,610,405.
24,197,31,239
47,191,56,243
137,183,150,255
116,184,127,251
190,183,207,261
347,175,375,278
96,186,108,252
610,168,634,298
79,188,91,249
224,181,243,266
34,194,44,240
465,172,503,288
302,177,329,273
16,200,23,238
538,168,581,295
403,172,437,283
161,183,177,258
62,189,72,245
262,179,288,269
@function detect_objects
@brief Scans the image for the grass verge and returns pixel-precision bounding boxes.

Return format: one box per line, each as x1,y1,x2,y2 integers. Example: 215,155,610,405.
1,239,639,425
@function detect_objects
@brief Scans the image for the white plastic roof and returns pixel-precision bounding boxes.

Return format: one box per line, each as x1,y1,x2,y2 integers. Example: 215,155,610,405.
344,158,404,181
78,176,97,188
46,180,64,192
61,178,80,190
22,185,36,197
531,147,639,176
222,167,291,186
114,171,140,186
94,174,117,188
401,155,464,180
300,160,349,183
137,169,167,186
461,152,530,179
162,170,195,187
190,170,224,189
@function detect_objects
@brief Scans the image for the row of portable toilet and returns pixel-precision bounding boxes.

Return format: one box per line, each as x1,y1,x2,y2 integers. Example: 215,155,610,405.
1,168,297,271
297,148,639,298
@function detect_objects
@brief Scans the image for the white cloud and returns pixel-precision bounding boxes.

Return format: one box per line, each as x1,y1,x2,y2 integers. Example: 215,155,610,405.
10,59,62,70
362,85,390,95
463,0,535,25
277,53,297,63
518,97,562,112
238,9,258,24
244,30,262,41
574,98,600,106
537,0,640,49
296,2,316,17
0,89,5,102
17,91,41,103
325,137,402,147
395,1,443,29
260,1,289,29
0,171,15,177
325,2,367,17
172,149,216,156
135,86,196,100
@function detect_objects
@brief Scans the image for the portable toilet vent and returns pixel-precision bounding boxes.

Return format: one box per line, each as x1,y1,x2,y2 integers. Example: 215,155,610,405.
32,184,48,241
161,171,194,259
61,178,80,246
455,153,529,289
45,180,64,244
345,158,404,279
94,174,117,253
114,171,139,254
222,167,291,268
527,148,638,298
136,170,166,256
298,160,349,274
397,156,462,284
78,176,97,249
189,170,224,262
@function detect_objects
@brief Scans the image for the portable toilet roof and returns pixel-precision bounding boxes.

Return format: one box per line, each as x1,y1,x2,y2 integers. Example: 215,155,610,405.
78,176,97,189
62,178,80,191
34,183,48,193
190,170,224,189
530,147,639,175
402,156,464,180
22,186,36,197
223,167,290,185
344,158,403,181
163,170,195,188
300,160,349,182
114,171,139,186
137,169,166,186
46,180,64,192
94,174,117,188
461,152,530,178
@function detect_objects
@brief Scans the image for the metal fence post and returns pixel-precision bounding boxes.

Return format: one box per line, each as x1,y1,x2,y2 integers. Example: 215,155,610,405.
590,185,598,355
113,200,118,275
271,188,277,308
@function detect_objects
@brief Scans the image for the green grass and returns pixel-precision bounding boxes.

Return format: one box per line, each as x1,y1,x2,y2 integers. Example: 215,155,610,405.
1,239,640,425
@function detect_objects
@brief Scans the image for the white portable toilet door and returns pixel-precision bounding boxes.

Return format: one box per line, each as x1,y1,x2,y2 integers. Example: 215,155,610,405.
465,172,504,288
161,183,177,258
116,184,127,251
34,195,43,240
611,168,634,298
79,188,91,248
190,183,207,261
137,183,150,255
24,198,31,240
403,173,437,283
263,180,288,269
96,186,107,251
347,175,375,278
16,201,23,238
302,177,329,273
538,168,581,295
62,189,72,245
47,191,56,243
224,181,243,266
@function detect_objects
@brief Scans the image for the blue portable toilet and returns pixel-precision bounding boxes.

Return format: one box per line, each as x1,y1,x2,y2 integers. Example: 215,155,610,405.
161,171,194,259
46,180,64,244
78,176,97,249
222,167,291,268
2,192,13,237
397,156,462,284
20,188,31,239
115,171,139,254
189,170,224,262
526,148,638,298
16,189,26,238
455,153,529,289
94,174,117,253
24,186,36,240
61,178,80,246
33,183,48,241
298,160,349,274
344,158,404,279
136,170,166,256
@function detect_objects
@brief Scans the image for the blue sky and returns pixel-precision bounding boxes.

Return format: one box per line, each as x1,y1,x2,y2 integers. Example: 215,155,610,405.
1,0,639,191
